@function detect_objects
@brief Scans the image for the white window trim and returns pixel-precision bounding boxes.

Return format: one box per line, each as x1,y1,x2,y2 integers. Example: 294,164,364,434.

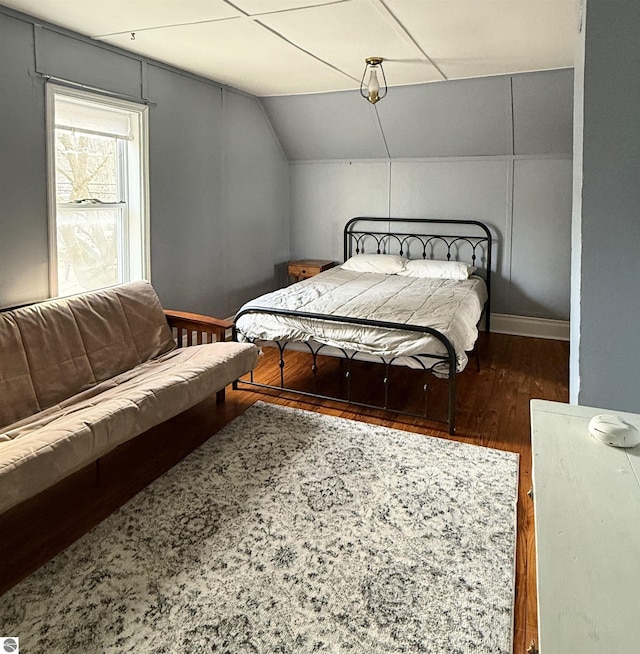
46,83,151,297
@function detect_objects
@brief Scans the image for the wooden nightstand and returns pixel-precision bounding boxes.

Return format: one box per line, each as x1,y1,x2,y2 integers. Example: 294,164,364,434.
287,259,336,283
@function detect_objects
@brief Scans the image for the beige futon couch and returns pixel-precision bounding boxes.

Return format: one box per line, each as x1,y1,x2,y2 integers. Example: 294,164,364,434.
0,281,258,514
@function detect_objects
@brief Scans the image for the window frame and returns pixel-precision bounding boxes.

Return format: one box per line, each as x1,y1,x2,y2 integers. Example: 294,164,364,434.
46,83,150,298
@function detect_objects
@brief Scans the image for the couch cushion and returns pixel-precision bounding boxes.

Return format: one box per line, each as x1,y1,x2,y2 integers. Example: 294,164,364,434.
9,298,98,420
0,281,176,429
0,341,259,514
0,315,40,427
67,281,176,382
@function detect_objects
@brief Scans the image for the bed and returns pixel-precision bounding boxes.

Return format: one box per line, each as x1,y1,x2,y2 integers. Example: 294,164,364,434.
233,217,492,434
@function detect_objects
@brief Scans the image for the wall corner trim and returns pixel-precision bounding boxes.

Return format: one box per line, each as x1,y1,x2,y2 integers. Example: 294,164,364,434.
491,313,570,341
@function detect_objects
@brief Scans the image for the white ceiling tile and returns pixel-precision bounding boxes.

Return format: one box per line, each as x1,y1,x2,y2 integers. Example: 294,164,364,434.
1,0,240,36
3,0,577,96
385,0,577,80
230,0,344,15
103,19,354,95
258,0,442,86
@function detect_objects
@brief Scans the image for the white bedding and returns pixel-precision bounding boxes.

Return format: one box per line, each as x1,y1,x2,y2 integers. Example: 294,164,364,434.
235,266,488,373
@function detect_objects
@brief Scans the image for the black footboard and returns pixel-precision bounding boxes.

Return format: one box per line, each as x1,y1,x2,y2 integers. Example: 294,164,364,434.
233,307,459,434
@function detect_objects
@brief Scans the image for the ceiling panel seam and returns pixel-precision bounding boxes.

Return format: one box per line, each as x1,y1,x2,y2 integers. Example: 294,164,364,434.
94,15,244,39
374,0,447,81
256,19,360,84
221,0,250,17
93,1,355,38
224,0,353,18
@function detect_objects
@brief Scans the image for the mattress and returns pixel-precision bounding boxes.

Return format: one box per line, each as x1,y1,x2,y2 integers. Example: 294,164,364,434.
235,266,488,373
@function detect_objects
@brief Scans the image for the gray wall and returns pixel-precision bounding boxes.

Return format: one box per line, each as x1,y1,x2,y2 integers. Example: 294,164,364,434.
571,0,640,412
0,14,49,308
263,70,574,320
0,4,574,327
0,8,288,317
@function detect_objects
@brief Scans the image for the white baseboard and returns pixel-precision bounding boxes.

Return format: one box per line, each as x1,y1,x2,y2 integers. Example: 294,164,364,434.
490,313,570,341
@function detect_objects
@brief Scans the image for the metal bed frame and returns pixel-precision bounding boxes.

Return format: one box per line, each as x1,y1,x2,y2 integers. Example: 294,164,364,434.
233,217,492,434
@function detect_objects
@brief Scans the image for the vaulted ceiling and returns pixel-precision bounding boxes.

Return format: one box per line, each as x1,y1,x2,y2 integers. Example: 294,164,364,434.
2,0,578,97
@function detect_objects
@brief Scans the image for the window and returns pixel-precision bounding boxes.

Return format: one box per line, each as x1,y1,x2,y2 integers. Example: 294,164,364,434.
47,85,149,297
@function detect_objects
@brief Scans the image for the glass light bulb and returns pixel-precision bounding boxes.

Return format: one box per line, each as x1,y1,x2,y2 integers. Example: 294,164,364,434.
367,68,380,104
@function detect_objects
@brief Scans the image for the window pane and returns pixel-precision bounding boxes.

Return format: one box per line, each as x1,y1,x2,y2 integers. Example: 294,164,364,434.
54,130,119,203
49,85,148,298
57,208,123,295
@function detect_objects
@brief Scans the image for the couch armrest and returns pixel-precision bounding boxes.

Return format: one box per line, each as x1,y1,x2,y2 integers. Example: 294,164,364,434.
164,310,233,347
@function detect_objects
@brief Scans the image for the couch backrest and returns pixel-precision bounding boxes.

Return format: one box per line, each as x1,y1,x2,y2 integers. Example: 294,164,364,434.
0,281,176,429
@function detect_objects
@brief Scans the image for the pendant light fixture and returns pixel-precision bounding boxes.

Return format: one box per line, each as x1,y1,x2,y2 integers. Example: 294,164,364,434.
360,57,387,105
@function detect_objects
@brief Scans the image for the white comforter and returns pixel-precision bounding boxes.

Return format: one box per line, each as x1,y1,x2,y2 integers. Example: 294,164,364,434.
235,267,488,373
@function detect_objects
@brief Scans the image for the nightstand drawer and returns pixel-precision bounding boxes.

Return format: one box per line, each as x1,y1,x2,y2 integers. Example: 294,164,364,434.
288,259,336,282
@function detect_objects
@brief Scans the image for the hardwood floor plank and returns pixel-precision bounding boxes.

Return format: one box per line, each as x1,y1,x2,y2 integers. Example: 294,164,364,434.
0,332,568,653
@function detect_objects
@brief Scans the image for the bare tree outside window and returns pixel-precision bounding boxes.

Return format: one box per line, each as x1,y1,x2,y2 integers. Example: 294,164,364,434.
55,131,118,202
49,86,147,298
55,131,122,293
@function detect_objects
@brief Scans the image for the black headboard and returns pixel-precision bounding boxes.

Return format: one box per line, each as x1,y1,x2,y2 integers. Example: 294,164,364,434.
343,217,493,331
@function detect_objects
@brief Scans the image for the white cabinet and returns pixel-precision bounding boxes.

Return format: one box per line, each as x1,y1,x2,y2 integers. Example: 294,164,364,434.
531,400,640,654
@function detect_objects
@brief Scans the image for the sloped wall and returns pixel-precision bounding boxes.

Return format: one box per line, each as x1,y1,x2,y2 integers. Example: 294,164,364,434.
262,69,573,321
0,8,289,317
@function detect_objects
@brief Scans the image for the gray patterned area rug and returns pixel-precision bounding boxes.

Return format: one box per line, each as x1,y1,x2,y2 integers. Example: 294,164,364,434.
0,402,519,653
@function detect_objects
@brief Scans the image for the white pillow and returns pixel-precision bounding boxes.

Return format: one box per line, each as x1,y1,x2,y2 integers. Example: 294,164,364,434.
341,254,408,274
398,259,473,280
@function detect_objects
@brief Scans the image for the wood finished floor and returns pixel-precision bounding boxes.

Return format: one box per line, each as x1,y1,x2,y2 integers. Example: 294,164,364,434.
0,332,568,653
